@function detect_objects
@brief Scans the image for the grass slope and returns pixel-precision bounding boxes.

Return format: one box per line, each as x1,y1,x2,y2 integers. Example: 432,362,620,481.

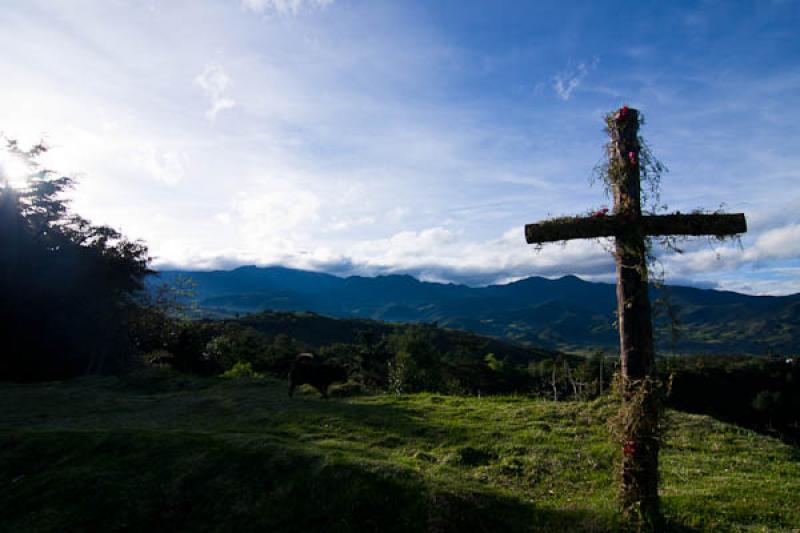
1,372,798,532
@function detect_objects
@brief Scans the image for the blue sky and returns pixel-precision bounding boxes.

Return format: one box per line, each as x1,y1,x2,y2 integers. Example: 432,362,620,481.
1,0,799,294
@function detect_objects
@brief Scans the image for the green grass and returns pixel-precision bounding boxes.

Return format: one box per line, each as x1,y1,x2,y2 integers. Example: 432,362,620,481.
1,370,798,532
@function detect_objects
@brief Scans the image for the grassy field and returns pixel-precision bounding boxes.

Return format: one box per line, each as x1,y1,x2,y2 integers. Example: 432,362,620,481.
1,370,798,532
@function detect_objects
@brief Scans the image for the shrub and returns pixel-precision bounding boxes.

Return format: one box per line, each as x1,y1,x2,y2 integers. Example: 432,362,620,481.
221,361,263,379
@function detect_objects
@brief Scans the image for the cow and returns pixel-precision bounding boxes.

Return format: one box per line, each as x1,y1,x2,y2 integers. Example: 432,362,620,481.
288,353,348,399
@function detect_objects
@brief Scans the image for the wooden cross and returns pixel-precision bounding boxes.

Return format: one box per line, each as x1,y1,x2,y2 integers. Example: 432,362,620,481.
524,107,746,523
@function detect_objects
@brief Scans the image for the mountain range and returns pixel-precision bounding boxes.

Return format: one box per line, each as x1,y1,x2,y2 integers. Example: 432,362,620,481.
151,266,800,356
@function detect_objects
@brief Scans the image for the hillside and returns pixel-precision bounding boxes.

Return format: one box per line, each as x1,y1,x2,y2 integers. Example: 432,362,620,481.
2,372,798,532
234,310,558,367
153,266,800,355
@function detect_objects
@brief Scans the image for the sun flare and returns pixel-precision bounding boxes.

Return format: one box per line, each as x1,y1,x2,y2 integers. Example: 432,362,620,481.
0,151,30,189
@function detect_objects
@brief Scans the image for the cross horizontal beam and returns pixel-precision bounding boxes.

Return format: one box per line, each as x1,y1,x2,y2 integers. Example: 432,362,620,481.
525,213,746,245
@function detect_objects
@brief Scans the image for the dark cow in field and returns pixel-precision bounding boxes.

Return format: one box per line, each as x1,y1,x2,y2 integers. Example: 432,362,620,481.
288,353,348,398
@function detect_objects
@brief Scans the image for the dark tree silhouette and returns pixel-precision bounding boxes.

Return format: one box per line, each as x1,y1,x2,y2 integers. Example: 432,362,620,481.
0,139,152,381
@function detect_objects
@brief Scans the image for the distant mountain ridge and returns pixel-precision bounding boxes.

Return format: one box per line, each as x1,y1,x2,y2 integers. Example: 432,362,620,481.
151,266,800,355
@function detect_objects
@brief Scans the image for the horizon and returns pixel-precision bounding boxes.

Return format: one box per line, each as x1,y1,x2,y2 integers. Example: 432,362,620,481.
156,262,794,296
2,1,799,295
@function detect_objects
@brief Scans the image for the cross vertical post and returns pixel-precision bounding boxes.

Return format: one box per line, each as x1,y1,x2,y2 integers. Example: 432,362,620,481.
609,108,659,521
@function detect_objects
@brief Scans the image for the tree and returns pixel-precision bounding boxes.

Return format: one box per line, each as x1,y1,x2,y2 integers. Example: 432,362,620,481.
0,139,152,380
387,325,442,393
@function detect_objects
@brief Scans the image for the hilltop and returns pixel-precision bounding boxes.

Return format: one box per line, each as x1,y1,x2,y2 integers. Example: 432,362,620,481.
1,373,798,532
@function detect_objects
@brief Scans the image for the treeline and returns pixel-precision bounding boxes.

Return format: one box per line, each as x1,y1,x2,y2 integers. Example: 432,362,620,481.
132,311,571,396
661,355,799,444
133,307,630,402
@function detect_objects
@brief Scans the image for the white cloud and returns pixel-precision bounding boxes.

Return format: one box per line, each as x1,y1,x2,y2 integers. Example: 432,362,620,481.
241,0,334,16
233,188,322,253
133,146,188,186
329,215,375,231
195,64,236,120
752,223,800,259
342,225,613,284
657,221,800,277
715,276,800,297
552,59,598,101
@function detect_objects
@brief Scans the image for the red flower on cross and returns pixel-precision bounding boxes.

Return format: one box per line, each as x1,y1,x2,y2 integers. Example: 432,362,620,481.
623,441,636,456
628,151,638,167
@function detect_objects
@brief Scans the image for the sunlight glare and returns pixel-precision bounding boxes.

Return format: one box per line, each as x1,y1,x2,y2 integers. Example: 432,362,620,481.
0,151,31,189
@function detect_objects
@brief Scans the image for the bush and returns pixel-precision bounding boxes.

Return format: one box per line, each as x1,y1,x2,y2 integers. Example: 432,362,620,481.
221,361,264,379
